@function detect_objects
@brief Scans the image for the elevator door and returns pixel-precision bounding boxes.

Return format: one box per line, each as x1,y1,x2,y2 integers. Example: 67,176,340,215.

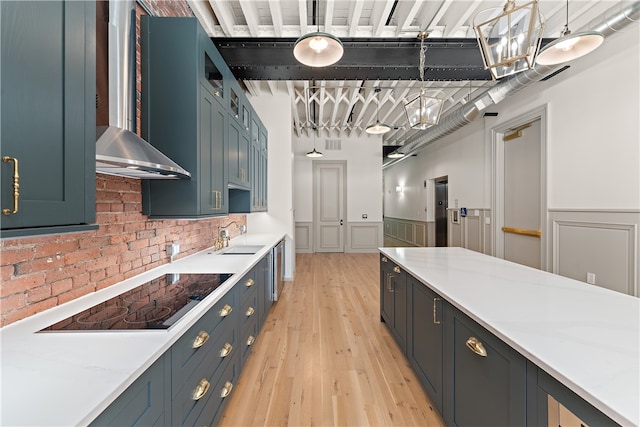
435,178,448,247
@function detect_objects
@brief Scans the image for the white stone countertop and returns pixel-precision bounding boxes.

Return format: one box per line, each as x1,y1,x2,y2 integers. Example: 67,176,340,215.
0,233,285,427
379,247,640,427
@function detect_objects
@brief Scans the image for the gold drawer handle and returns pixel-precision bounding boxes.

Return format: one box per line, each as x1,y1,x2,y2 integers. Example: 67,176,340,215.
466,337,487,357
220,342,233,358
393,266,401,273
192,330,210,349
381,256,388,262
192,378,211,401
219,304,233,317
245,306,255,317
2,156,19,215
433,298,441,325
247,335,255,346
245,278,255,287
220,380,233,398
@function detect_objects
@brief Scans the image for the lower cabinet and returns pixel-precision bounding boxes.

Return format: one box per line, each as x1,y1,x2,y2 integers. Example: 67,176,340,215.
92,252,275,426
380,254,407,352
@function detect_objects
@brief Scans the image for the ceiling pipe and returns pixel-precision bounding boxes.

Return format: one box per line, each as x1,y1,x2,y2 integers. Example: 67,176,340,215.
383,1,640,169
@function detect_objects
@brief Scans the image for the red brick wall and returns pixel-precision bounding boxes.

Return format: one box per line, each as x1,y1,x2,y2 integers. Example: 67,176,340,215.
0,1,248,327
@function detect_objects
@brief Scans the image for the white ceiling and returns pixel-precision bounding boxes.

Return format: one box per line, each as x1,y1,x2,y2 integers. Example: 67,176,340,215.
187,0,620,144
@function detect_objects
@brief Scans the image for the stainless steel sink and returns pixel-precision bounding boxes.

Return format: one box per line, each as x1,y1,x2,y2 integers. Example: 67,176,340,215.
218,245,264,255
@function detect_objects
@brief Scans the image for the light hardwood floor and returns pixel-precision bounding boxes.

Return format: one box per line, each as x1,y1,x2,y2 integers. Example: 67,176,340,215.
219,253,445,426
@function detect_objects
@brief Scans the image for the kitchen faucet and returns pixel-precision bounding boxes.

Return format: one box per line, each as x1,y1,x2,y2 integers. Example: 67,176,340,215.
217,221,247,248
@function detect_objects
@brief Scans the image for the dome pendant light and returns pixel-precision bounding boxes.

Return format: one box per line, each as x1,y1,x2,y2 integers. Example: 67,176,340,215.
366,87,391,135
536,0,603,65
387,150,405,159
306,127,323,158
294,2,343,67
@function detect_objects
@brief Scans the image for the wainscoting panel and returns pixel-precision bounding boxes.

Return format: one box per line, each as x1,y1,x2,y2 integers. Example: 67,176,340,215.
550,210,639,297
465,215,482,252
383,217,428,247
448,208,491,254
347,222,383,253
295,222,313,253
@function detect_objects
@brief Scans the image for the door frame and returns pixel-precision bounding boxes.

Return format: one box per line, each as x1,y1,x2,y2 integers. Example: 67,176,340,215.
492,105,548,270
312,160,347,253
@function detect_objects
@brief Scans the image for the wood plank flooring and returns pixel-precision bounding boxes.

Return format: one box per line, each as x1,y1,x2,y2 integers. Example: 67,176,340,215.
219,253,445,426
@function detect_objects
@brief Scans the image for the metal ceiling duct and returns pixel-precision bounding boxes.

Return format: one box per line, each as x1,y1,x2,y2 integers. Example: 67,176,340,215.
383,1,640,169
95,0,191,179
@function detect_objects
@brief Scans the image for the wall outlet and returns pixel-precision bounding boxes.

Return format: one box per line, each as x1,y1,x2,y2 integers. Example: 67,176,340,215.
586,272,596,285
167,242,180,258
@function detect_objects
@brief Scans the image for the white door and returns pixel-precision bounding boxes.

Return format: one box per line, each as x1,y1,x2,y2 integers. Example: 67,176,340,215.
314,161,345,252
502,119,542,269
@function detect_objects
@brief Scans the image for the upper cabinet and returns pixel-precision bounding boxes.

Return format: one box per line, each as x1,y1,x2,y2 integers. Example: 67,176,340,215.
141,16,228,218
0,1,96,237
141,17,267,218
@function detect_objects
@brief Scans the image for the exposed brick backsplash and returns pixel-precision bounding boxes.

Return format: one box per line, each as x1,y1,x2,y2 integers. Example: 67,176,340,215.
0,174,246,327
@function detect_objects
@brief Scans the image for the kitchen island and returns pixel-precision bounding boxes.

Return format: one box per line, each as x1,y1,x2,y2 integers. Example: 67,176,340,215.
379,247,639,427
0,233,284,426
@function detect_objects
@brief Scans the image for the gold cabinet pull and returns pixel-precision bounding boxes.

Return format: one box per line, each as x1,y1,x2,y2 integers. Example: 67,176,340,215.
466,337,487,357
219,342,233,357
245,278,255,287
386,273,395,293
192,330,210,349
393,266,401,273
219,304,233,317
245,306,255,317
433,298,441,325
381,256,388,262
2,156,19,215
220,381,233,398
192,378,211,401
247,335,255,346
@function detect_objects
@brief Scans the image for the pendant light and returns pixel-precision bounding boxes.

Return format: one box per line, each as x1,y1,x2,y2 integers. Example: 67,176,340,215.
387,150,405,159
306,127,323,158
366,87,391,135
473,0,545,79
535,0,603,65
293,1,343,68
404,32,444,130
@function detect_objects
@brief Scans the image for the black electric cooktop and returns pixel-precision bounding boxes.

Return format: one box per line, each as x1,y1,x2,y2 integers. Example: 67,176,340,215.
40,273,233,331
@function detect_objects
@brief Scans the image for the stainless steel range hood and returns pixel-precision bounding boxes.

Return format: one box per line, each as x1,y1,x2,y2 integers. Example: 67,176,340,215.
95,0,190,179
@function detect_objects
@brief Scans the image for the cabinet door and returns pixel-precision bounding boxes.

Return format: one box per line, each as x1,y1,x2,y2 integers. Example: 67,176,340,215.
380,256,394,325
390,265,407,351
1,1,95,233
408,278,444,412
228,119,250,188
259,127,268,210
200,86,228,214
443,307,527,427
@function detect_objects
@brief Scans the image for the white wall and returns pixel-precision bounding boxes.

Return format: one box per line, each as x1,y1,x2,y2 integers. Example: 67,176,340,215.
294,133,383,223
246,93,296,279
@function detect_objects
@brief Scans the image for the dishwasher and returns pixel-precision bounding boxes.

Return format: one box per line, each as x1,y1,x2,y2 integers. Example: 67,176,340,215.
271,239,285,301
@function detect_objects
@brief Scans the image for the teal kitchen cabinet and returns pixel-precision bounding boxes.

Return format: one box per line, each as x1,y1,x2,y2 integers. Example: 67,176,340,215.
442,305,527,427
250,114,268,212
379,255,408,352
140,16,228,218
0,1,96,237
407,277,445,414
238,266,259,368
227,81,251,191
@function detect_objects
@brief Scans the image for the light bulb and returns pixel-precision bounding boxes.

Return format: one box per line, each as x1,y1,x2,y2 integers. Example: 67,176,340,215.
555,36,580,51
309,36,328,53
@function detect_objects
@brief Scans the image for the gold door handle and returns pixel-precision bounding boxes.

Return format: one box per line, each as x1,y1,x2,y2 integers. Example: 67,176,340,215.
220,381,233,398
502,227,541,238
220,342,233,357
2,156,19,215
466,337,487,357
245,278,255,287
433,298,441,325
192,378,211,401
245,306,255,317
393,266,401,273
247,335,255,346
192,330,210,349
219,304,233,317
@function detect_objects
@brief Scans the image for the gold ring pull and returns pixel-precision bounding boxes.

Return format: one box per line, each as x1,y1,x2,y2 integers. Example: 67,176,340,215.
245,306,255,317
2,156,19,215
245,278,254,287
466,337,487,357
191,378,211,400
219,304,233,317
192,330,210,349
381,256,388,262
433,298,441,325
220,381,233,398
393,266,401,273
220,342,233,357
247,335,255,346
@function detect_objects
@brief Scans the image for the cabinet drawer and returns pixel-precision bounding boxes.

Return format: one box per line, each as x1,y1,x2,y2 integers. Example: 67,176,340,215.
171,324,237,426
192,352,239,427
171,288,236,394
240,314,258,368
240,288,258,328
239,268,258,305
